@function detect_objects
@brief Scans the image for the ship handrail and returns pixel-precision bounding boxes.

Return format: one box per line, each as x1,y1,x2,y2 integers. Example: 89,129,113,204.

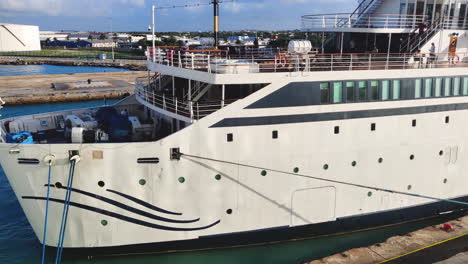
149,48,468,74
301,13,427,30
135,80,236,121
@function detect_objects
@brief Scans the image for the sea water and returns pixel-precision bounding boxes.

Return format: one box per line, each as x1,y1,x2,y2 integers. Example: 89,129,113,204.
0,101,454,264
0,64,130,76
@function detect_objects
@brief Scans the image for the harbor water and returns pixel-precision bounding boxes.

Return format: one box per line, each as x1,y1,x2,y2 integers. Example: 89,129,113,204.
0,64,130,76
0,101,457,264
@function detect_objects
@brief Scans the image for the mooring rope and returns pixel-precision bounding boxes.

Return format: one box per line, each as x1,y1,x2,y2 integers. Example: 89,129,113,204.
180,152,468,207
55,155,79,264
41,159,53,264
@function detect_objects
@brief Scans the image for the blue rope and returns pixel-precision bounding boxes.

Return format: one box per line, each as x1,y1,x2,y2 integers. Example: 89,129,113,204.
41,164,52,264
55,159,76,264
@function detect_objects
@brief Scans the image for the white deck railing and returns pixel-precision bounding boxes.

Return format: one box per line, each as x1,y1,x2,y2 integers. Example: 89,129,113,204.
135,79,235,121
301,13,426,30
148,48,468,74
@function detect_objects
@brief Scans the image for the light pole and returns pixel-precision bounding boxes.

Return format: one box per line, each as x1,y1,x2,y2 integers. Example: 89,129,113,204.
152,5,156,63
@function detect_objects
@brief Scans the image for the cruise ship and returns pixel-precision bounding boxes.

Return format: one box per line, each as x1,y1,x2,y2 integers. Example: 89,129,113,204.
1,0,468,258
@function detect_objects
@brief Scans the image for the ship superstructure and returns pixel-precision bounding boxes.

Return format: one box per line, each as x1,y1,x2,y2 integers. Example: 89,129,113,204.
1,0,468,258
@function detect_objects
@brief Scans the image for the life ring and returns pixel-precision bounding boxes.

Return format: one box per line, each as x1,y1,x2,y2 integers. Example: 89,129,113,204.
275,54,287,67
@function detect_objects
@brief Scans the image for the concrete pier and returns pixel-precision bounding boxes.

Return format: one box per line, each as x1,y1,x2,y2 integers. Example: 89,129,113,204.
305,214,468,264
0,71,147,104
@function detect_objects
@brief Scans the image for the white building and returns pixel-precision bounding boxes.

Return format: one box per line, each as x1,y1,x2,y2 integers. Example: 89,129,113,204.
40,31,69,41
0,23,41,52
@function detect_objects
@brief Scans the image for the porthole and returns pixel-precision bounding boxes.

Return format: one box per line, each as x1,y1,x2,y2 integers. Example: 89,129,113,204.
323,164,329,170
98,181,105,187
261,170,267,176
293,167,299,173
178,177,185,183
351,161,357,167
226,209,233,215
272,131,278,139
215,174,222,181
410,155,415,160
227,133,233,142
378,158,383,163
445,116,450,124
101,220,108,226
439,150,444,156
334,126,340,134
371,123,376,131
407,185,412,190
412,119,417,127
444,179,448,184
139,179,146,186
367,192,373,197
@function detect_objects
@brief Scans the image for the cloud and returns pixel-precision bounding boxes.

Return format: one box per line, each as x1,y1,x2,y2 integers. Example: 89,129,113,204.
0,0,146,17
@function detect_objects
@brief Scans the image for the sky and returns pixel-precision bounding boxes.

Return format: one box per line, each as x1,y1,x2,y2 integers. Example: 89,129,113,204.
0,0,357,32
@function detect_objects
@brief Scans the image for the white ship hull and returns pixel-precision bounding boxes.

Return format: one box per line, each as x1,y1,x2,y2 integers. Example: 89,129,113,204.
1,68,468,256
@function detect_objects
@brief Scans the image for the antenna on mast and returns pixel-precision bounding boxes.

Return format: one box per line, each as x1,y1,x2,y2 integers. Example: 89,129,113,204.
155,0,234,49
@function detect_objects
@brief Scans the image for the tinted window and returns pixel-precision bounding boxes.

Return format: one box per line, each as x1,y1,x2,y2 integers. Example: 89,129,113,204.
346,81,355,102
381,80,390,100
415,79,422,98
320,83,330,104
453,77,460,96
358,81,367,101
444,78,451,96
435,78,442,97
370,81,379,101
392,80,401,100
463,77,468,95
333,82,343,103
424,78,433,98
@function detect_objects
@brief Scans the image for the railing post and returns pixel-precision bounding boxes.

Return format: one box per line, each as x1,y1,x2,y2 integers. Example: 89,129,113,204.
191,53,195,69
322,16,326,28
403,53,407,69
197,103,200,120
163,94,166,110
331,54,334,71
178,51,182,67
385,16,389,28
349,54,353,70
175,98,178,115
368,54,372,70
189,101,194,121
348,16,351,28
208,55,211,73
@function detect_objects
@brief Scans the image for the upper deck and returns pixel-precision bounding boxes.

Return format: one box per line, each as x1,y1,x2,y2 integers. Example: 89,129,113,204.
147,47,468,84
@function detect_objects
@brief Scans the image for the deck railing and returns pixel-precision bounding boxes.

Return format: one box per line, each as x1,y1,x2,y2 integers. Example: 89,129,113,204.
301,13,427,30
135,79,235,121
148,48,468,74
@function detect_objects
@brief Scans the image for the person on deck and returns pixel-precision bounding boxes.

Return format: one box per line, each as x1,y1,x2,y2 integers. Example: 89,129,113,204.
429,43,436,64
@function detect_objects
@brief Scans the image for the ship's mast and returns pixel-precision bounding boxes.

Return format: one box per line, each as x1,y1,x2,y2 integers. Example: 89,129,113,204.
213,0,219,49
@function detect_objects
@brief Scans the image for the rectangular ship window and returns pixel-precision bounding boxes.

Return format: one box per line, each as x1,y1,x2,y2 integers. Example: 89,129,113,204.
346,82,355,102
272,130,278,139
415,79,422,98
381,80,390,100
227,133,233,142
424,78,433,98
370,81,379,101
358,81,367,101
463,77,468,95
320,83,330,104
444,77,452,96
334,126,340,134
333,82,343,103
453,77,461,96
435,78,442,97
392,80,401,100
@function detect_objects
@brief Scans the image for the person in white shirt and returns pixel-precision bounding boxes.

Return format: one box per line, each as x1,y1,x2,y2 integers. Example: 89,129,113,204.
429,43,436,64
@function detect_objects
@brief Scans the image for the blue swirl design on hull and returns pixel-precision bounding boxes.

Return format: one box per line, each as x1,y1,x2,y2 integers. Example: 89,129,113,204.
22,187,221,231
